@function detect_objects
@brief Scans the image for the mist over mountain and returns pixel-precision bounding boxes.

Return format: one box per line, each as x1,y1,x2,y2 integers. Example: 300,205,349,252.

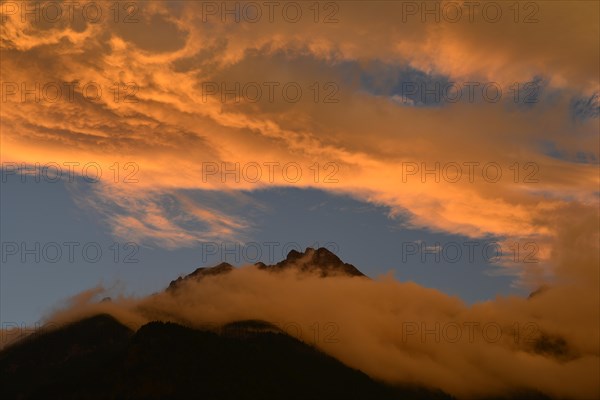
1,249,594,399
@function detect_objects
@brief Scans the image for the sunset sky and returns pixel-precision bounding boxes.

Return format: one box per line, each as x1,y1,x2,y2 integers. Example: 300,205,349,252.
0,1,599,397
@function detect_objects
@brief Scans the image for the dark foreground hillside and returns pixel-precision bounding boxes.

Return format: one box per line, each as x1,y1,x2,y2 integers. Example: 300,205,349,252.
0,314,452,400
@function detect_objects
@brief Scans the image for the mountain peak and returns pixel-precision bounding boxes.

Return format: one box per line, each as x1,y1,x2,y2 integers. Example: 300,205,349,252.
168,247,365,292
286,246,339,260
274,247,365,278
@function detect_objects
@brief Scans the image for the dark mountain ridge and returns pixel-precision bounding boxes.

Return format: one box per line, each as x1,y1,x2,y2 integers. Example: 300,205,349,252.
0,314,451,400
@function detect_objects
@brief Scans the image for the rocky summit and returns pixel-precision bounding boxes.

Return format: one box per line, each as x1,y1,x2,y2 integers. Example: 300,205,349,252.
167,247,365,291
258,247,366,277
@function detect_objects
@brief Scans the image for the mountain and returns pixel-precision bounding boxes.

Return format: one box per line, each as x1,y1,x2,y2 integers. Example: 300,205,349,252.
167,247,365,291
0,314,452,400
0,250,557,400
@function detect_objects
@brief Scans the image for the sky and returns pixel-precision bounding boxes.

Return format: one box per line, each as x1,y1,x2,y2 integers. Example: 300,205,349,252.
0,1,599,398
